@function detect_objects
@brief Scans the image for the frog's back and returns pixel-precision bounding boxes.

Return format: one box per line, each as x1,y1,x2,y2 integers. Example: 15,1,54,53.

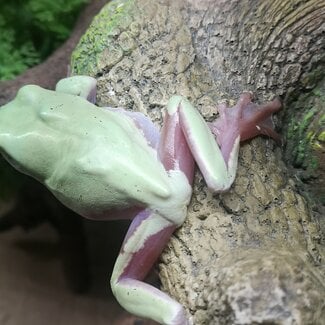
42,95,173,218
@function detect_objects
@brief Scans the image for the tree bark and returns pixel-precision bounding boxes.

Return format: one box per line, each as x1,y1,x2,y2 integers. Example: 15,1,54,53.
70,0,325,324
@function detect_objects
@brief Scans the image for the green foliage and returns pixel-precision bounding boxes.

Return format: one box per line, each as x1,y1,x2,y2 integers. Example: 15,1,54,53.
0,0,88,80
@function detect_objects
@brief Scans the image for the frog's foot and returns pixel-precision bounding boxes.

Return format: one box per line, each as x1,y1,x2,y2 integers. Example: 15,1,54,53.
55,76,97,103
112,277,188,325
208,93,282,163
110,210,189,325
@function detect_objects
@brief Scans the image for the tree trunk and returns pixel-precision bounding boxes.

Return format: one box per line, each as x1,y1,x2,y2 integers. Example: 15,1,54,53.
70,0,325,324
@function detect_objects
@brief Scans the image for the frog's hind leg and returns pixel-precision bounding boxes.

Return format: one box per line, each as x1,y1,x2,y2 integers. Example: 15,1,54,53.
110,210,188,325
166,96,236,192
110,107,194,325
208,92,282,163
168,95,281,193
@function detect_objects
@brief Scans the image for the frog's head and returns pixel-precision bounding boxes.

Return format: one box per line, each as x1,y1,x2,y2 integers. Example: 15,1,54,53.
0,76,98,182
0,85,68,181
1,75,97,126
0,84,57,124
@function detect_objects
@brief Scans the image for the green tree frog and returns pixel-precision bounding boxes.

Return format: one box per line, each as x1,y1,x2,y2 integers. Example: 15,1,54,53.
0,76,281,325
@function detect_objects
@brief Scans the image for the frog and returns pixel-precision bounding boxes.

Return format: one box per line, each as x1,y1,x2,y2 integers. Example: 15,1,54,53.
0,76,281,325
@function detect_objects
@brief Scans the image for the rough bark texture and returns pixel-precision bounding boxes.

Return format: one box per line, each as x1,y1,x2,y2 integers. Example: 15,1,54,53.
283,80,325,207
69,0,325,324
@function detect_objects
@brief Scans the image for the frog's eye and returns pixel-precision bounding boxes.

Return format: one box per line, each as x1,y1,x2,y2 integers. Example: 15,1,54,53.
16,84,42,105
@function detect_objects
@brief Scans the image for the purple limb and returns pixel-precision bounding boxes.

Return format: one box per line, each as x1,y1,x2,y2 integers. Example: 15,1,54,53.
110,105,194,324
106,108,160,149
209,92,282,163
111,210,188,324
